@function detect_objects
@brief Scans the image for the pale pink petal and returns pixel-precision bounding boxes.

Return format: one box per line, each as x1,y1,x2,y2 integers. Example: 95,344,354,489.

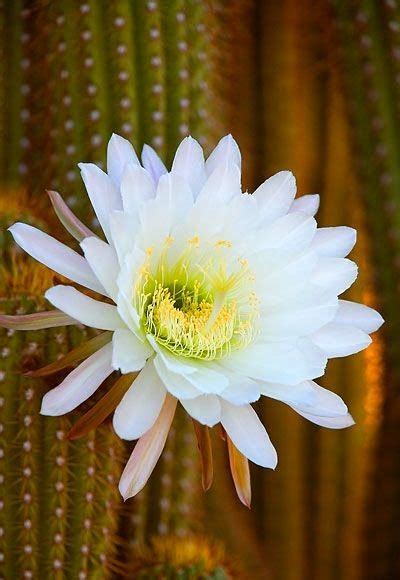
40,342,114,416
119,394,177,500
47,190,96,242
8,222,104,294
0,310,76,330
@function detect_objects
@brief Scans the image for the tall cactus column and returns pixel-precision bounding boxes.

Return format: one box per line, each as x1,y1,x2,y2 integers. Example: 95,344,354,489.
330,1,400,578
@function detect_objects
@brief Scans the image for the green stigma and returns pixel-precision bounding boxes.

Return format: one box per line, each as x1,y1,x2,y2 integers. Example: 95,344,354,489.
134,237,259,360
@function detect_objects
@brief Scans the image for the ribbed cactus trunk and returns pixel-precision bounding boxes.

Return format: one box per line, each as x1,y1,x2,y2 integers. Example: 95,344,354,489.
0,1,232,577
0,288,125,578
214,2,387,579
330,1,400,578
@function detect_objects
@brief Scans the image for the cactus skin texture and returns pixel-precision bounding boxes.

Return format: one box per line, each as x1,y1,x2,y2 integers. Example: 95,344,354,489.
330,2,400,579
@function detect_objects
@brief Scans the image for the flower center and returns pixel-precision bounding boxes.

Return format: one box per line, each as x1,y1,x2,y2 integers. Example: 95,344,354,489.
134,238,259,360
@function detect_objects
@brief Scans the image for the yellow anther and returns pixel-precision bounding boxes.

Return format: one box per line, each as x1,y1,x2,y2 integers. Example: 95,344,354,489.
146,246,155,256
215,239,232,248
188,235,200,247
165,235,174,248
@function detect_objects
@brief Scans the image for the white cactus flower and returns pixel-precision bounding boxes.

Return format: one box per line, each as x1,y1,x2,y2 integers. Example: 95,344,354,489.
1,133,383,505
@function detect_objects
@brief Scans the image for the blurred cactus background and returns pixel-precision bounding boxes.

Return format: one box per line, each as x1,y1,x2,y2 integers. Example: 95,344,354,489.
0,0,399,578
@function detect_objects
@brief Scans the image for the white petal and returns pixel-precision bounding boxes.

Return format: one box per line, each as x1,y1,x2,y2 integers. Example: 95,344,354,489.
137,172,193,249
113,360,166,440
225,340,324,386
40,343,113,416
118,395,177,500
107,133,140,186
197,162,241,204
312,257,358,295
290,194,320,216
311,323,371,358
312,226,356,258
45,285,124,331
205,134,241,175
220,401,278,468
80,237,119,300
148,336,229,396
9,223,104,294
141,144,168,182
171,136,206,196
253,252,317,307
289,381,348,417
334,300,384,333
219,374,260,405
256,212,317,254
112,329,152,373
293,408,355,429
260,380,316,405
79,162,122,242
253,171,296,224
181,395,221,427
109,211,138,264
153,354,202,399
261,292,338,339
121,163,155,215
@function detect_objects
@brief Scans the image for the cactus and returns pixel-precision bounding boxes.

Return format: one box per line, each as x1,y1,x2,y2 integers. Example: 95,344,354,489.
330,1,400,578
130,534,242,579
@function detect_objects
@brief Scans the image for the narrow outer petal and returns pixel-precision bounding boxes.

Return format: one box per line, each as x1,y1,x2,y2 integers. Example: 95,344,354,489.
0,310,76,331
9,223,104,294
41,343,114,416
47,190,96,242
292,408,355,429
227,435,251,508
220,401,278,468
192,421,214,491
68,372,135,440
45,286,124,331
119,394,177,500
